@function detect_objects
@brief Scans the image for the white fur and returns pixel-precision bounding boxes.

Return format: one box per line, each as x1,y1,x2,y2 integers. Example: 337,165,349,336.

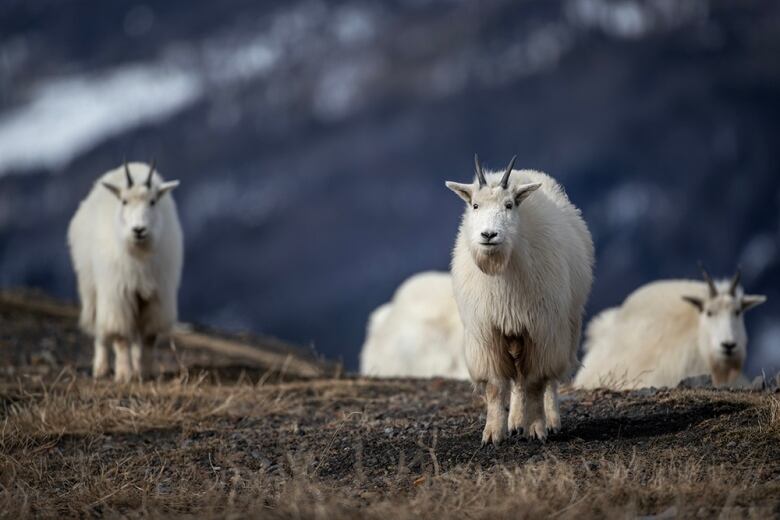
359,271,469,379
575,279,766,389
446,165,594,444
67,162,183,382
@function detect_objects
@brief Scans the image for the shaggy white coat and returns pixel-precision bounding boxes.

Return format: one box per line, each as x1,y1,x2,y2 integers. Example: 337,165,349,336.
448,168,594,443
575,280,764,389
359,271,469,379
68,163,183,382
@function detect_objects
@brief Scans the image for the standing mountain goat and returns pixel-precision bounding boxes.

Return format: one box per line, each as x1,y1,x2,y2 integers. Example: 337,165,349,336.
446,155,594,444
359,271,469,379
575,267,766,390
68,162,183,382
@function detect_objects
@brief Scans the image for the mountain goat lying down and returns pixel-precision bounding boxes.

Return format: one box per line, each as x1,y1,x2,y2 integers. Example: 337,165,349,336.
446,155,594,444
359,271,469,379
575,267,766,390
68,162,183,382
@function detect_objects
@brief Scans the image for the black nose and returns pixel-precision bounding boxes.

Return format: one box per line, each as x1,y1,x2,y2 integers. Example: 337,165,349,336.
481,231,498,241
132,226,147,237
722,342,736,352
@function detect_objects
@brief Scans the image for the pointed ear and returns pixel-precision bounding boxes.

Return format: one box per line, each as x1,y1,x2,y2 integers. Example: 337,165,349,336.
513,182,542,204
682,295,704,312
157,180,180,198
445,181,473,204
101,182,122,199
741,294,766,313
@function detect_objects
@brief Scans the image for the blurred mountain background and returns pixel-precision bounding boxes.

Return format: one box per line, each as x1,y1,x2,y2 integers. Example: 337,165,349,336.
0,0,778,373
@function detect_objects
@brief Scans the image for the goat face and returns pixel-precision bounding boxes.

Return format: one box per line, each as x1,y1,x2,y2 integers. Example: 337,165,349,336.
446,155,540,275
102,162,179,252
682,269,766,381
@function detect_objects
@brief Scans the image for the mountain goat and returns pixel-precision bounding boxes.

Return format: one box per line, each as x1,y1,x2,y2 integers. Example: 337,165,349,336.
446,155,594,444
68,162,183,382
359,271,469,379
574,267,766,390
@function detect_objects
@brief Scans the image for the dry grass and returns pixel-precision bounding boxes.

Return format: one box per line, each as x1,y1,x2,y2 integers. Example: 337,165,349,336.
2,373,780,519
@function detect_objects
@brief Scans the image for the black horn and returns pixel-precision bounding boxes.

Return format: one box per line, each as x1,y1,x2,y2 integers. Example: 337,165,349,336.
729,267,741,296
145,159,156,189
698,261,718,298
499,155,517,189
474,154,487,187
124,161,133,188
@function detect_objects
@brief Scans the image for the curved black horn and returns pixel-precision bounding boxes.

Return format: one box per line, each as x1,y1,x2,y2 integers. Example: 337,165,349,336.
124,162,133,188
500,155,517,189
698,261,717,298
729,267,742,296
473,154,487,187
145,159,156,189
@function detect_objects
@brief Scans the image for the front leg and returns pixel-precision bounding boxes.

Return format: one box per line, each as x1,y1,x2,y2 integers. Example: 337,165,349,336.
544,380,561,434
482,379,510,446
113,337,132,383
522,377,547,442
93,335,111,379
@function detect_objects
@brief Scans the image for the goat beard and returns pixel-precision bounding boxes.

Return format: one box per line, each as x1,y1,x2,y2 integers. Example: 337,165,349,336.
471,246,510,275
709,358,743,386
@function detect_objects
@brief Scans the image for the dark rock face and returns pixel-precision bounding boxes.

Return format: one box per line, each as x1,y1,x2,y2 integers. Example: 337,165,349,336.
0,1,778,371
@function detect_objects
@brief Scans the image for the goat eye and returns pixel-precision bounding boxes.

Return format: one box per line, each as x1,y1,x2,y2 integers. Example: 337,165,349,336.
505,202,513,210
150,199,156,207
121,200,127,206
706,311,714,317
472,203,479,210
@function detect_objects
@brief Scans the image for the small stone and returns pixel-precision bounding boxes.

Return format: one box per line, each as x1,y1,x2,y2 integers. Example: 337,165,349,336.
678,375,711,389
632,387,658,398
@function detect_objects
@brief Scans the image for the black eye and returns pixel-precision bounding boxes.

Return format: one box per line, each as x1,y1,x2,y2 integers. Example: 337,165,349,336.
150,199,156,207
735,310,741,317
121,200,127,206
706,311,714,317
472,203,479,210
505,202,513,210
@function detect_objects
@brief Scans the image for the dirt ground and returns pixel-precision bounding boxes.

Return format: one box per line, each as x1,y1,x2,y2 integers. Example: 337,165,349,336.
2,292,780,518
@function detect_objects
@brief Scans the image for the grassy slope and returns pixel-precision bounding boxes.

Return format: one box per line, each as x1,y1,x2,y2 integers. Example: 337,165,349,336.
1,292,780,518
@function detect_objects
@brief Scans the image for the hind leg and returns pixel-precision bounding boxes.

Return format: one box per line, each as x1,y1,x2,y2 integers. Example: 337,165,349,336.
508,375,525,435
544,381,561,433
130,334,157,381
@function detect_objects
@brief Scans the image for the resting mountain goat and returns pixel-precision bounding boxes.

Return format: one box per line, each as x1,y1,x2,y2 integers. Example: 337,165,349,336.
359,271,469,379
574,268,766,390
68,162,183,382
446,155,594,444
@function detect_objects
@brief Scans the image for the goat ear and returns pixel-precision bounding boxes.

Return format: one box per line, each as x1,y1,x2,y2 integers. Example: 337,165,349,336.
681,295,704,312
741,294,766,313
101,182,122,199
445,181,473,204
513,182,541,204
157,180,180,198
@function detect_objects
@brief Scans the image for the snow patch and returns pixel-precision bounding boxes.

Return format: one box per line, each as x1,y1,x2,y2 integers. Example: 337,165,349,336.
0,63,202,175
